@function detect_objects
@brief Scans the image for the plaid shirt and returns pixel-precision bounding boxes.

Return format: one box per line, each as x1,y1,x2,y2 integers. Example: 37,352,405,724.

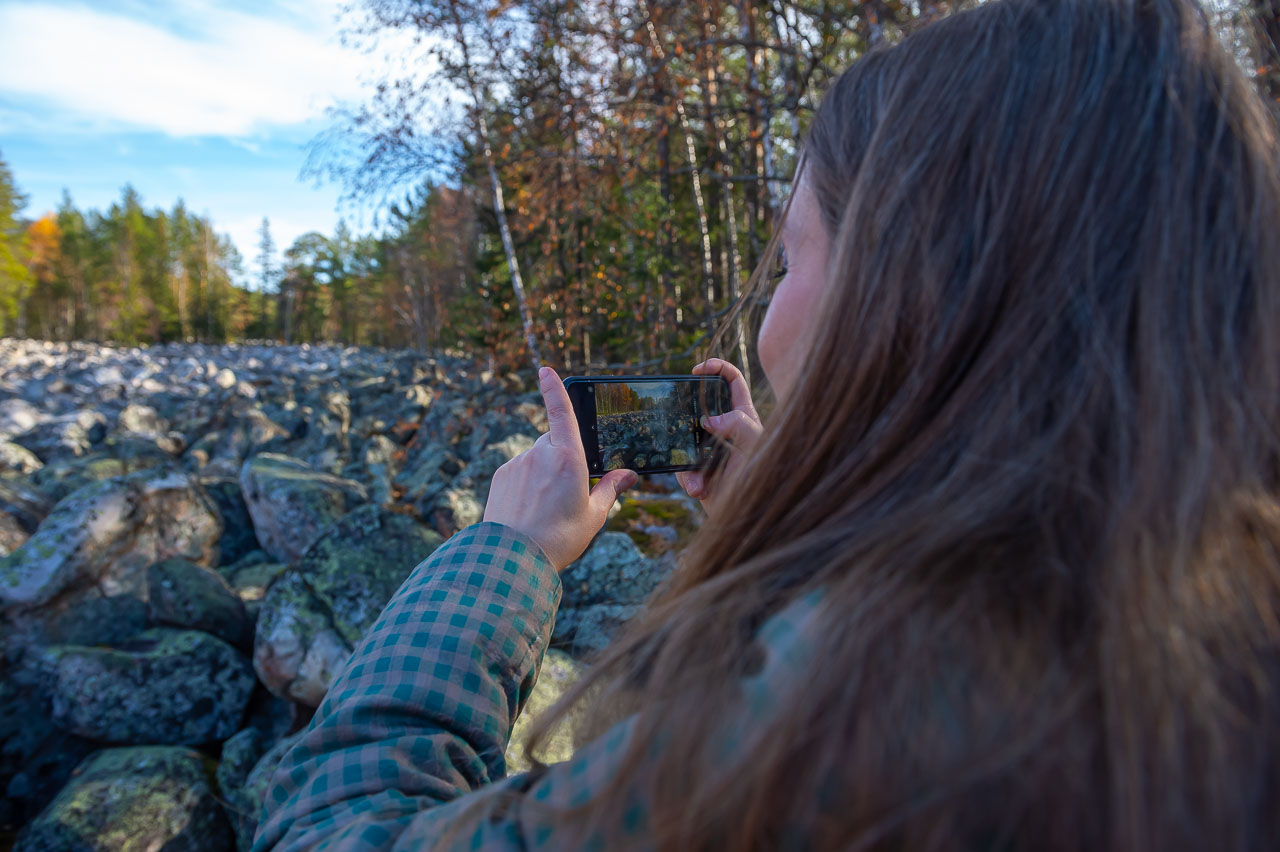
251,521,819,851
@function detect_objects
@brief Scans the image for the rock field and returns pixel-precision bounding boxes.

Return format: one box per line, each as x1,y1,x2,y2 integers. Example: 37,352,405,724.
0,339,698,851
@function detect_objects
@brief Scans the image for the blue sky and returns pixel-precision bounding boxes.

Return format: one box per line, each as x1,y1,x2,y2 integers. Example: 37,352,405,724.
0,0,424,283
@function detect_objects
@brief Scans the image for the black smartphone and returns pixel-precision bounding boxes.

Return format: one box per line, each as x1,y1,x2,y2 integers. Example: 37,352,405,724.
563,375,732,477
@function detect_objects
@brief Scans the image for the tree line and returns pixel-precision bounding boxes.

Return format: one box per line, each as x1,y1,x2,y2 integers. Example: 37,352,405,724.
1,0,1276,370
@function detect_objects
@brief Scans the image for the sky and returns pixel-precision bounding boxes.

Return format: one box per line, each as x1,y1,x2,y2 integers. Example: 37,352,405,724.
0,0,420,283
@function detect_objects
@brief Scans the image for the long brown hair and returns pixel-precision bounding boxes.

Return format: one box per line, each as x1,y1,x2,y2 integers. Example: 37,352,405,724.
519,0,1280,848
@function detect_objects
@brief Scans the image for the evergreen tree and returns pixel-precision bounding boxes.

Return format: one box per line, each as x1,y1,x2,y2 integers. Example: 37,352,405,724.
0,150,33,337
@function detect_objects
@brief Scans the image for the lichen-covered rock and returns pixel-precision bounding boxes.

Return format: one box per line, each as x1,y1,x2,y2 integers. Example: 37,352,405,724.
34,628,255,745
254,505,442,704
393,444,464,518
147,558,252,650
0,466,222,612
551,533,675,659
506,649,586,772
238,453,367,564
15,745,234,852
559,532,669,609
0,440,42,477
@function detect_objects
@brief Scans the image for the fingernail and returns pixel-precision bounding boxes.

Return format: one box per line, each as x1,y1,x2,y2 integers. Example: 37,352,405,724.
624,472,639,488
701,415,718,429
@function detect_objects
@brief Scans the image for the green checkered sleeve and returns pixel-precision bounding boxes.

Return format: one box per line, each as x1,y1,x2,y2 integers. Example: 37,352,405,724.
251,521,570,852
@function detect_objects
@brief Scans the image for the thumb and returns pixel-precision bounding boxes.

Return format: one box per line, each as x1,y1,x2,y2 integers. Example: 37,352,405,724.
589,469,639,517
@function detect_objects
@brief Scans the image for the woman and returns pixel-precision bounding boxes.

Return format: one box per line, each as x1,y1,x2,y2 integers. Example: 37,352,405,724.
253,0,1280,848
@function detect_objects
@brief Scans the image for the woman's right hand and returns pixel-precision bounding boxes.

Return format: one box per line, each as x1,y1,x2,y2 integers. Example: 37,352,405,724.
676,358,764,511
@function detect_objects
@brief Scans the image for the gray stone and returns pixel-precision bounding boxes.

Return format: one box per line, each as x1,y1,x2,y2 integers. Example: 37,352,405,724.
15,745,234,852
238,453,367,564
559,532,669,609
550,534,675,659
551,603,644,659
0,467,222,612
34,628,255,745
254,505,441,704
147,558,252,650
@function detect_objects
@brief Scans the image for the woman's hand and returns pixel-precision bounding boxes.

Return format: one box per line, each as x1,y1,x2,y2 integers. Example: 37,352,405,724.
676,358,764,508
483,366,639,571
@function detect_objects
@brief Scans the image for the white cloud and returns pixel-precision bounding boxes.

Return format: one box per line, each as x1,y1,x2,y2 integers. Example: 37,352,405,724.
0,0,372,136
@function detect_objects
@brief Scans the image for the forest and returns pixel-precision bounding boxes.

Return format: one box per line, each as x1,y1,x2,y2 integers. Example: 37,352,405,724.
1,0,1276,374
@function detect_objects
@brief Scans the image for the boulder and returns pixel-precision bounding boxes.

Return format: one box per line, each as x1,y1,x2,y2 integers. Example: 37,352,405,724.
33,628,255,745
551,533,675,659
147,558,253,650
0,466,222,612
254,505,441,704
238,453,367,564
15,745,234,852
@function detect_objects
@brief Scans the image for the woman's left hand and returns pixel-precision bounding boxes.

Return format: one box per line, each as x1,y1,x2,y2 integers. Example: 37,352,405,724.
483,366,639,571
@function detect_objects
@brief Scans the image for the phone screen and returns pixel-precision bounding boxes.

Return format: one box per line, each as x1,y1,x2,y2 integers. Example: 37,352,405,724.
594,380,704,472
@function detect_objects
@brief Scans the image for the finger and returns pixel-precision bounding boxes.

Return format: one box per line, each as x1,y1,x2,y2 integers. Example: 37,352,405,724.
700,410,762,448
538,366,583,450
588,469,639,517
680,470,706,499
697,358,756,415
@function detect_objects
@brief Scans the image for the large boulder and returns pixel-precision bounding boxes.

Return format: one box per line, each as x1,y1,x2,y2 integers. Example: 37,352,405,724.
147,558,253,650
552,532,675,659
238,453,367,564
15,746,234,852
254,505,442,704
33,628,255,745
0,466,222,613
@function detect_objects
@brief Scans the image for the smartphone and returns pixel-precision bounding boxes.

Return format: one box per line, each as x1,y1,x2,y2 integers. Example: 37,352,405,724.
563,375,732,477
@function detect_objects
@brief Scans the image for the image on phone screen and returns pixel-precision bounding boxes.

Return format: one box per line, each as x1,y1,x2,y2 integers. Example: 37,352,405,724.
595,381,701,472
